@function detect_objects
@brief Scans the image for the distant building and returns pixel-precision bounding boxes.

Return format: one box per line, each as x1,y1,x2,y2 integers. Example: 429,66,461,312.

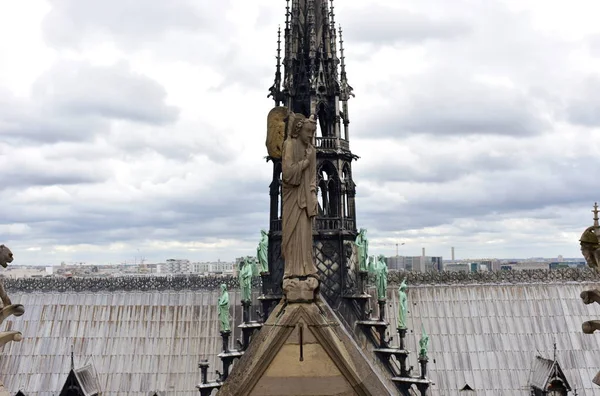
444,263,470,272
549,261,586,270
194,260,235,275
386,256,443,272
158,259,192,274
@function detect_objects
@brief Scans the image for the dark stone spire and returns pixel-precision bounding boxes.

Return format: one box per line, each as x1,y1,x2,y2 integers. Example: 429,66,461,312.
266,0,358,305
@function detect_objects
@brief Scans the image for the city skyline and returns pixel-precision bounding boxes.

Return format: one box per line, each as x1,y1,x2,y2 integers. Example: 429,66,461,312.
1,0,600,266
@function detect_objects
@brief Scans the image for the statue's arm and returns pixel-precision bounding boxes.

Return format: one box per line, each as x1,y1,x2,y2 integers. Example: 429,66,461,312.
282,140,307,186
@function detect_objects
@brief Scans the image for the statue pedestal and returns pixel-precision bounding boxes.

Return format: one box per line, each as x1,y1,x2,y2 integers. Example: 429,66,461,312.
282,277,319,303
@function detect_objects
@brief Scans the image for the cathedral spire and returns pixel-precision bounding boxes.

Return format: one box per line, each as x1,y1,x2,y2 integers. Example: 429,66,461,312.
266,0,359,305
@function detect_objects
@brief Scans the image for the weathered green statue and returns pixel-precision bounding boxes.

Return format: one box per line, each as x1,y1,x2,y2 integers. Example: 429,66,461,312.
257,230,269,274
355,228,369,272
375,255,388,301
419,324,429,358
218,284,230,332
368,255,376,273
239,258,253,302
247,256,260,277
398,278,408,329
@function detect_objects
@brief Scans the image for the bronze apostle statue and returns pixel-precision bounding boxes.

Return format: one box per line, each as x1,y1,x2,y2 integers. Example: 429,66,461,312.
281,113,319,301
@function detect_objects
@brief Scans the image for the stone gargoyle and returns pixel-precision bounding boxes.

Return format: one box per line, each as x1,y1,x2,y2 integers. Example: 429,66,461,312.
0,244,24,347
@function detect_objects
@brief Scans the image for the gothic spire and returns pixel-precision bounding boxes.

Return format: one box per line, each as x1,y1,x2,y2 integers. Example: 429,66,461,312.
338,26,354,100
308,0,317,90
268,26,284,106
329,0,338,68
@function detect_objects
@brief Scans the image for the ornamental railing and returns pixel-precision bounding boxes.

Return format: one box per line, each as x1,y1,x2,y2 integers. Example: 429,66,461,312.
314,137,350,151
270,217,355,232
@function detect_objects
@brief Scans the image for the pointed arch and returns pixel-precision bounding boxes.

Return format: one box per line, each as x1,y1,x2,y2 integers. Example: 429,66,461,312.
317,160,340,217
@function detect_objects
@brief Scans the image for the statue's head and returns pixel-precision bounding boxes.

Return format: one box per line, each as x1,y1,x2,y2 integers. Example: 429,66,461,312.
0,245,13,269
399,278,407,291
260,229,267,237
220,283,227,293
291,114,317,145
359,228,367,236
580,227,600,268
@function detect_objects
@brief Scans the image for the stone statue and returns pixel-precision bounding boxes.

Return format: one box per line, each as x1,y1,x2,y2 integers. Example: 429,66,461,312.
375,255,388,301
257,230,269,274
398,278,408,330
580,226,600,269
581,202,600,269
0,245,14,309
355,228,369,272
0,245,23,359
239,258,253,302
281,113,319,301
419,324,429,358
218,284,230,333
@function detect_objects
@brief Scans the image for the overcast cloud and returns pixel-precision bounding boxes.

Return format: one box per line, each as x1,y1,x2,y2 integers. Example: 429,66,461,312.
1,0,600,266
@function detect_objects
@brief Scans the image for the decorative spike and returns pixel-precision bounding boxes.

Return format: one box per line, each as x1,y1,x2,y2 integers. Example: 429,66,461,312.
339,25,346,77
329,0,339,79
276,25,282,69
593,202,599,228
285,0,290,30
308,0,317,89
268,26,283,106
308,0,317,58
291,0,300,59
330,0,336,28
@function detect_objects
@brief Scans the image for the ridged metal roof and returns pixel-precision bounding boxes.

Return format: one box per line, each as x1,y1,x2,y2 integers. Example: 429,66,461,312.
1,280,600,395
382,282,600,395
0,290,255,395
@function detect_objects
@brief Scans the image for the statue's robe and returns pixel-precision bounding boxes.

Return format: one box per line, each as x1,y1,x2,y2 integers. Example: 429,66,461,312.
281,137,317,278
218,288,230,332
355,234,368,272
257,234,269,273
376,260,388,301
239,263,253,302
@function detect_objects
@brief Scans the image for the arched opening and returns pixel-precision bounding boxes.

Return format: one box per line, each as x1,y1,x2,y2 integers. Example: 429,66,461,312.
342,164,352,218
317,102,329,138
317,161,339,218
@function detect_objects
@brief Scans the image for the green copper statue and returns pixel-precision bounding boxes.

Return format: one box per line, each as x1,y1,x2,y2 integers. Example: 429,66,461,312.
375,255,388,301
218,284,230,332
419,324,429,358
355,228,369,272
239,258,253,302
257,230,269,274
398,278,408,329
247,256,260,277
368,255,376,273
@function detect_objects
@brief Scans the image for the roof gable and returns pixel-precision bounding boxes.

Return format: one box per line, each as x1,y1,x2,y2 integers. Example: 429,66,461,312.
218,300,393,396
529,356,571,392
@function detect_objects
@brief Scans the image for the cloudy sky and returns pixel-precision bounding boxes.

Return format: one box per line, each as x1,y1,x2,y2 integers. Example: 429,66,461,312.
1,0,599,266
